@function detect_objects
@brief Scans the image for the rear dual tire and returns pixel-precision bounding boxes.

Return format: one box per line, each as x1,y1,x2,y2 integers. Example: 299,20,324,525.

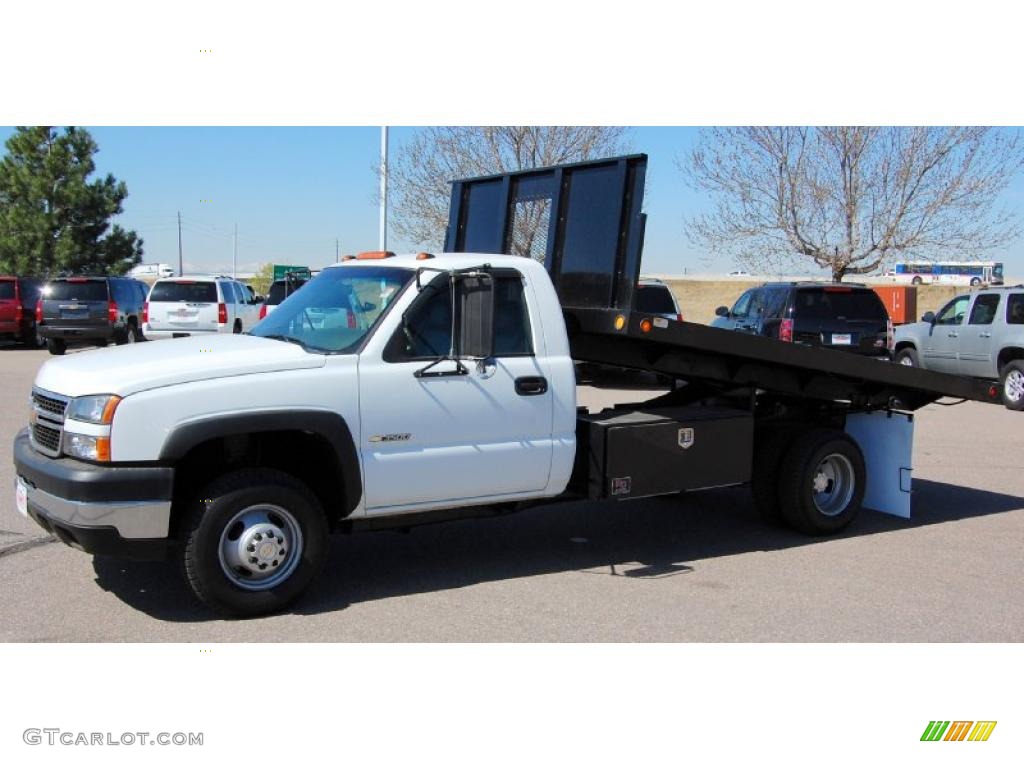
752,427,866,535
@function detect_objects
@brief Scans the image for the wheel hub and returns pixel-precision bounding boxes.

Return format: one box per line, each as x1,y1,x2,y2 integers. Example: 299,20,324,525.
811,453,855,517
1006,370,1024,402
238,524,288,573
218,505,302,590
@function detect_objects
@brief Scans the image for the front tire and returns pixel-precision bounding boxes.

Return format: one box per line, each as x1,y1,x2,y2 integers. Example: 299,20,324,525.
894,347,920,367
1000,360,1024,411
778,429,866,535
182,468,329,617
46,338,66,356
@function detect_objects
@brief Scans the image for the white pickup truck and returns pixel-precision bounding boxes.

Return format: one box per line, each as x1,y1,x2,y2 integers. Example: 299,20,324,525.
14,156,1002,617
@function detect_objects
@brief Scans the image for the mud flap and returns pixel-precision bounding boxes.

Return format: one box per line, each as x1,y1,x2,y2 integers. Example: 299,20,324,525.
845,411,914,518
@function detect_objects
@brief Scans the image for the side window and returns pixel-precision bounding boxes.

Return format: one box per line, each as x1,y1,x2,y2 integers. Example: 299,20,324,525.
217,281,233,304
935,296,969,326
731,290,754,318
386,274,533,362
968,294,1000,325
493,275,533,356
1006,294,1024,325
748,289,768,317
388,279,454,361
763,288,789,319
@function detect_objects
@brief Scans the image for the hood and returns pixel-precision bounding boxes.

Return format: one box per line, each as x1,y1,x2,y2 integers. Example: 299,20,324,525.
34,334,327,397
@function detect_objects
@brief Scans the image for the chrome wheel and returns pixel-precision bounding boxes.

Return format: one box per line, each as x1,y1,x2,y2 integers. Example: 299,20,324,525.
217,504,303,591
811,453,855,517
898,355,914,366
1005,370,1024,403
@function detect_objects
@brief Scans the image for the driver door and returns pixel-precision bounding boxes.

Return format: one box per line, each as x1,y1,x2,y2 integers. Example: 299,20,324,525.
922,295,969,373
357,271,554,512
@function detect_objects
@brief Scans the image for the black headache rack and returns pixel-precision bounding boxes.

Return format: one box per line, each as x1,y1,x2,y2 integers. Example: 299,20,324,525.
446,154,1001,411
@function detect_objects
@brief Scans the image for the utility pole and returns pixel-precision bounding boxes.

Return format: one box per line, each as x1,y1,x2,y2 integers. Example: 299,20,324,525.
233,223,237,279
177,211,183,276
335,237,339,263
379,126,388,251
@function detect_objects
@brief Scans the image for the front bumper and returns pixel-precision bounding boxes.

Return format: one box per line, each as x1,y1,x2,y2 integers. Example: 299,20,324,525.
13,429,175,560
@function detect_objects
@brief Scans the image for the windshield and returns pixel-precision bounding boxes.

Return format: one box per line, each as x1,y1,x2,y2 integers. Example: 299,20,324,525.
150,281,218,302
267,279,307,305
637,285,677,314
250,266,413,353
44,280,109,301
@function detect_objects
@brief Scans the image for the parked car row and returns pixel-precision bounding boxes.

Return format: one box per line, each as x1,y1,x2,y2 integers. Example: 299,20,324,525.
1,272,309,354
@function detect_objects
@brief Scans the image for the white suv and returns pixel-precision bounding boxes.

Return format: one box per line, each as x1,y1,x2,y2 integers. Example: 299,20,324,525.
143,276,261,340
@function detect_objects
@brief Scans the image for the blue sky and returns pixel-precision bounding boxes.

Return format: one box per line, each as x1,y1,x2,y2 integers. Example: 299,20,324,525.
1,126,1021,277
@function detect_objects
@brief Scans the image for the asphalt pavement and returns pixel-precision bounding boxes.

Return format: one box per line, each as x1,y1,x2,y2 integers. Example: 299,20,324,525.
1,344,1022,641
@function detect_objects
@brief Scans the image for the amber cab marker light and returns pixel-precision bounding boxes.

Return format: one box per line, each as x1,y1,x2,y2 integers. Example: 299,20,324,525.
356,251,396,260
639,318,653,333
614,314,626,331
416,252,435,260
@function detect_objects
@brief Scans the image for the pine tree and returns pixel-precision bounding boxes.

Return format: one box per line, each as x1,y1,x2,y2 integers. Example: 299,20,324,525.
0,126,143,276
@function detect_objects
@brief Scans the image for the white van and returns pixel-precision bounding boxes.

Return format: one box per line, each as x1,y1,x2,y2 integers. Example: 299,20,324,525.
130,263,175,279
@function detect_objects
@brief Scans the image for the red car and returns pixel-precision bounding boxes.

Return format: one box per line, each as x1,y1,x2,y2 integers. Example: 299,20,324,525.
0,276,45,347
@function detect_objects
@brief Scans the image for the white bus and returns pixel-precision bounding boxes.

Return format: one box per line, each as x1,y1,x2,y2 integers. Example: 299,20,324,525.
887,260,1004,286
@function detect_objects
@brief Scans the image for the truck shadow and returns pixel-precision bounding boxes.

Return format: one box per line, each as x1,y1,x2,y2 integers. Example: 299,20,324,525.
89,478,1024,623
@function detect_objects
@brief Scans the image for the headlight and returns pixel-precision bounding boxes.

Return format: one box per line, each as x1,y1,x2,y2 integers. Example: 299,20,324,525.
66,395,121,425
64,433,111,462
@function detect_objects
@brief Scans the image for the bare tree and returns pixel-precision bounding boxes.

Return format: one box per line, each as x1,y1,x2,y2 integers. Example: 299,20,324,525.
681,127,1024,281
387,126,630,252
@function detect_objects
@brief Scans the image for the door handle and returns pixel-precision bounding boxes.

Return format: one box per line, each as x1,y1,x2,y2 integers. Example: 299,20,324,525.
979,332,992,338
515,376,548,396
947,332,958,338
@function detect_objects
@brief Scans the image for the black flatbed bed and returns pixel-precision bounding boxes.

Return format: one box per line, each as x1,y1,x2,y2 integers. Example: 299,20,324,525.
446,154,1002,413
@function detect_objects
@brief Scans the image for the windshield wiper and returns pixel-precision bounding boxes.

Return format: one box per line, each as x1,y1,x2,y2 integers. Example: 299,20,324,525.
260,333,329,353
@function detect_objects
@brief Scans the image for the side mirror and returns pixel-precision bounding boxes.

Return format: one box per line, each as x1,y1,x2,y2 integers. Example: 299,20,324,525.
715,306,729,317
362,301,376,312
457,273,494,359
922,311,936,324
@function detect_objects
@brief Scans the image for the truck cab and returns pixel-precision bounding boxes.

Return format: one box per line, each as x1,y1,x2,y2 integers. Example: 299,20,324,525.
15,253,577,615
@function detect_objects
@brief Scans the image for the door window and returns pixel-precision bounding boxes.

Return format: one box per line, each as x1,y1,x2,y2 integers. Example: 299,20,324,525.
731,290,754,318
387,274,532,361
968,294,1000,325
934,296,969,326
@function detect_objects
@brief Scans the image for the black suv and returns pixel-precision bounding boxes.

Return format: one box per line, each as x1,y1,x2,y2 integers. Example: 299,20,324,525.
38,276,149,355
711,282,892,358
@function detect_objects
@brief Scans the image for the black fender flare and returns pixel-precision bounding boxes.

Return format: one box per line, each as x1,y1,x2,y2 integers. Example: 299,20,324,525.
158,410,362,517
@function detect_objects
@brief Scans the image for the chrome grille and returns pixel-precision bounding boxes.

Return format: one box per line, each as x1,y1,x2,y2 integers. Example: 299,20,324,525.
32,391,68,418
32,423,61,453
30,387,69,457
